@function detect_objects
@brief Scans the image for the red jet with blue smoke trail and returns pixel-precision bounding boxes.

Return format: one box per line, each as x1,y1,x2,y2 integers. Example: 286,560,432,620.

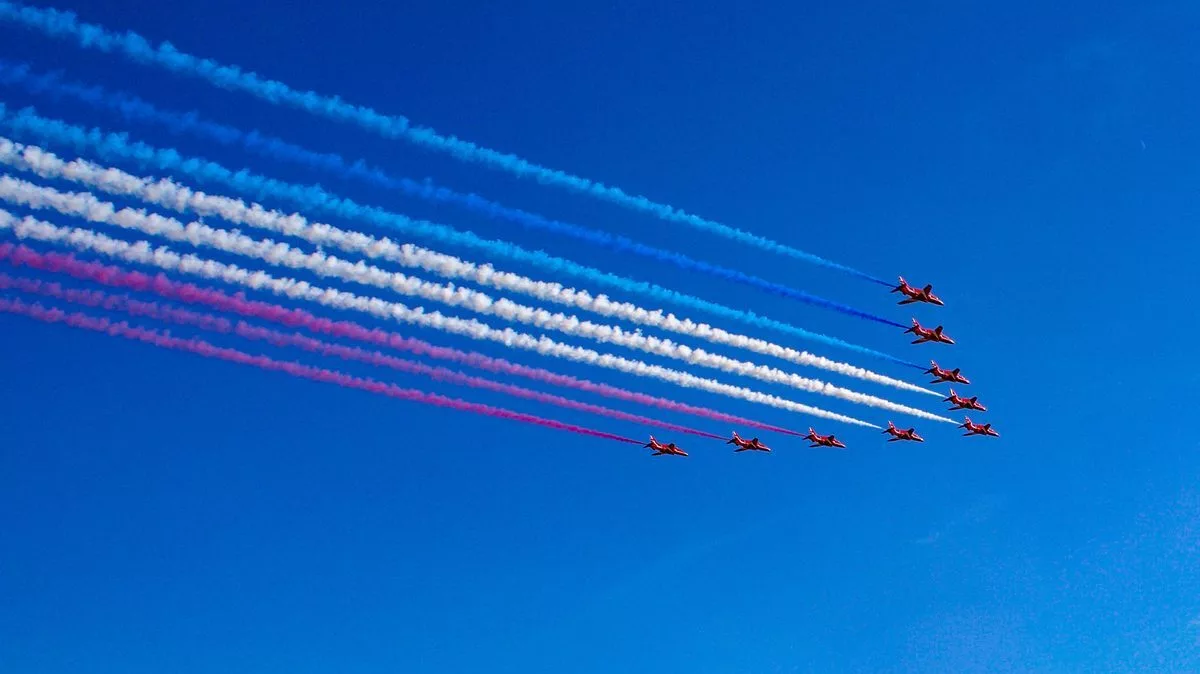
944,388,987,412
959,417,1000,438
926,360,970,385
883,421,924,443
727,431,771,453
892,277,944,306
803,427,846,449
905,318,955,345
645,435,688,457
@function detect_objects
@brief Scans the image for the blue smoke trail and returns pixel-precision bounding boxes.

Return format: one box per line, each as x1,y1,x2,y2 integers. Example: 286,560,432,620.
0,59,900,327
0,102,920,368
0,1,893,287
0,62,896,326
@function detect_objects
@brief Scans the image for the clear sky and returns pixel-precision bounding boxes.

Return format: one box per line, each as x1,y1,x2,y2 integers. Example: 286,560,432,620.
2,1,1199,672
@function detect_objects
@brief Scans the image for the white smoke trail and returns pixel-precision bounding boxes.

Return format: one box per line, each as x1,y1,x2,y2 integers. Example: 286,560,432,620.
0,177,951,424
0,136,937,398
0,209,888,428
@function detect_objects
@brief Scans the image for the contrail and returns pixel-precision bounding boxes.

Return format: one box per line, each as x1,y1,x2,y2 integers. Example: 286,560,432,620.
0,138,936,396
0,103,920,364
0,295,648,445
0,3,892,286
0,180,948,422
0,220,888,428
0,61,891,320
0,248,804,437
0,272,724,440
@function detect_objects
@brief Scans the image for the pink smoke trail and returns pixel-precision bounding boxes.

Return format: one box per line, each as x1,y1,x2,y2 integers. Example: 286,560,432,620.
0,272,723,440
0,243,802,437
0,294,645,445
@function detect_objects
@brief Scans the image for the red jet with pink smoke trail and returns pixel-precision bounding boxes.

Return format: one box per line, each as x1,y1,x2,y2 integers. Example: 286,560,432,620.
0,295,651,447
0,271,729,442
727,431,771,453
645,436,688,457
0,243,804,440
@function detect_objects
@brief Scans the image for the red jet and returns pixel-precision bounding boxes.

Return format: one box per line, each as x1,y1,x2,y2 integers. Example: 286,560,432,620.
645,435,688,457
959,417,1000,438
892,276,944,306
882,421,925,443
727,431,771,453
944,388,987,412
803,427,846,449
925,360,970,385
904,318,955,345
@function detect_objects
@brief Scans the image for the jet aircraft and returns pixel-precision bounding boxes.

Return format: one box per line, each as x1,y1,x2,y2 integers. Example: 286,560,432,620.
892,276,944,306
925,360,970,385
726,431,771,453
904,318,955,345
803,427,846,449
882,421,924,443
944,388,987,412
959,417,1000,437
645,435,688,456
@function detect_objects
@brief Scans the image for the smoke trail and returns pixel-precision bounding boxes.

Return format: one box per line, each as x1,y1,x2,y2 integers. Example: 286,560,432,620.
0,4,893,285
0,104,920,365
0,271,722,440
0,138,936,396
0,180,946,422
0,220,890,428
0,295,647,445
0,249,803,437
0,61,891,320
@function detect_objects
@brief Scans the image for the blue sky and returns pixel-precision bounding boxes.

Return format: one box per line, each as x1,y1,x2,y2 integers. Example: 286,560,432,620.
2,1,1199,672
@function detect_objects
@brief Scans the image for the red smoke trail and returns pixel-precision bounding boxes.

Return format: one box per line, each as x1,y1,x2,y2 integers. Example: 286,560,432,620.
0,243,802,437
0,272,722,440
0,294,644,445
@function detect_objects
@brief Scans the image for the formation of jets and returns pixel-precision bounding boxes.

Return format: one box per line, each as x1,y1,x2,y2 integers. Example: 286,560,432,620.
644,275,1000,458
892,277,999,441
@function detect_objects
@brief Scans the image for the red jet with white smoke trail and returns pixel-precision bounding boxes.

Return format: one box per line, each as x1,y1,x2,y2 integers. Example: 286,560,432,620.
960,417,1000,438
944,389,986,412
882,422,924,443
